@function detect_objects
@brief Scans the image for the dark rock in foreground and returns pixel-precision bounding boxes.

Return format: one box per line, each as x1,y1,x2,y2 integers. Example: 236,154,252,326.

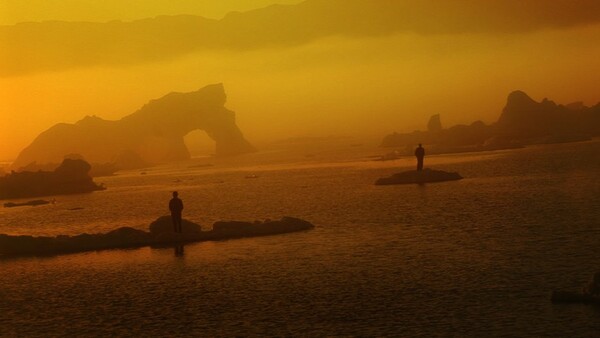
149,216,203,235
0,159,105,199
553,272,600,305
376,168,462,185
551,291,600,305
0,217,314,257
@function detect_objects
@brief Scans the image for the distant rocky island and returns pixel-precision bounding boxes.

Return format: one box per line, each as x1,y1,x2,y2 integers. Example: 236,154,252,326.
4,199,52,208
0,216,314,257
11,84,256,172
16,154,119,178
382,91,600,154
0,159,105,199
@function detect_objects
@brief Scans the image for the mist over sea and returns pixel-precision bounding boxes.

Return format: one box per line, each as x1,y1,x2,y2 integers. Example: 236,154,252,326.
1,140,599,336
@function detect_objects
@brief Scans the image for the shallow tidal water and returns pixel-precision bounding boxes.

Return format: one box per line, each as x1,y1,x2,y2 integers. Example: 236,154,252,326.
1,141,599,337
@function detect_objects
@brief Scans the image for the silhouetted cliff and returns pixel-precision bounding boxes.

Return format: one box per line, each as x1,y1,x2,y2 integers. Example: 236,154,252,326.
496,90,600,141
12,84,256,170
382,91,599,152
0,159,105,199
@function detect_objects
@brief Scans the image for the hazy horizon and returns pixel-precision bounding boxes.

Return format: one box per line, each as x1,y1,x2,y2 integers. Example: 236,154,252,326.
1,0,599,161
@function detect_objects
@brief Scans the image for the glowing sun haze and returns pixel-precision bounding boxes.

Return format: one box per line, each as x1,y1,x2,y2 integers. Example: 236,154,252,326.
0,0,599,161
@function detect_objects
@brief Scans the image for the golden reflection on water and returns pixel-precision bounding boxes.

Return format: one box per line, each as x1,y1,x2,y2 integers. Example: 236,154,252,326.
0,142,598,336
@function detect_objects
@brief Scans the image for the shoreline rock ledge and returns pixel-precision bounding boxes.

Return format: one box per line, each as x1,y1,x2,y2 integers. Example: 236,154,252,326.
375,168,463,185
551,291,600,305
0,216,314,258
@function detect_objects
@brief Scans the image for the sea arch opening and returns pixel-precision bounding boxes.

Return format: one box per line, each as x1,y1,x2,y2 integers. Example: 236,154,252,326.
183,129,216,159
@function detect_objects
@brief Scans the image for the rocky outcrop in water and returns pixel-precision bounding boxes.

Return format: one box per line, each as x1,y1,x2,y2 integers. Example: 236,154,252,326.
0,216,314,257
3,199,51,208
551,291,600,305
17,153,119,178
381,91,600,153
552,271,600,305
12,84,256,171
149,216,203,236
427,114,442,133
375,169,462,185
0,159,105,199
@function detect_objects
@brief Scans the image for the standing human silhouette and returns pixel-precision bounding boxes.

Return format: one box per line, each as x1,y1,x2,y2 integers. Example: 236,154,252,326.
415,143,425,171
169,191,184,233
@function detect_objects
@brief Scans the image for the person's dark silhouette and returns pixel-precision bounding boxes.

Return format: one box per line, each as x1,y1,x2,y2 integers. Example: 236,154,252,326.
415,143,425,171
169,191,184,233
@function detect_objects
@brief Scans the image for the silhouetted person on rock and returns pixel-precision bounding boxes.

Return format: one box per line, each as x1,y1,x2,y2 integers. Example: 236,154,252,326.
415,144,425,171
169,191,183,233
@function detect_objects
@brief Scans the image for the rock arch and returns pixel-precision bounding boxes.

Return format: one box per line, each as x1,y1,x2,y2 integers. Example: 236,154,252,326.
12,84,256,170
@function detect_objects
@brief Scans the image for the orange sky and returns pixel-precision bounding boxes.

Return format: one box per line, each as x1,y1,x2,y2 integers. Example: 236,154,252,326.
1,0,599,161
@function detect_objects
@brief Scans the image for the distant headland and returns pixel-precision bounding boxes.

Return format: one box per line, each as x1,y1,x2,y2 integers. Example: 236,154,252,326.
381,91,600,154
0,159,104,199
11,84,256,172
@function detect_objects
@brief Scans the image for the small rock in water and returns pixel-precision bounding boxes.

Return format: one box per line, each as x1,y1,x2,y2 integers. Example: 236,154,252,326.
375,168,462,185
3,199,52,208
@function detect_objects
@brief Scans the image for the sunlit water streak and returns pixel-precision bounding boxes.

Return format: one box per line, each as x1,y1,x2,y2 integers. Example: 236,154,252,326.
0,141,599,336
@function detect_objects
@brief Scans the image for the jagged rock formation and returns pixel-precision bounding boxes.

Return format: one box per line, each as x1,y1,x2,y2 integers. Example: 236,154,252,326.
427,114,442,132
381,91,600,153
375,169,462,185
496,90,600,141
0,216,314,257
381,118,504,155
12,84,256,170
0,159,105,199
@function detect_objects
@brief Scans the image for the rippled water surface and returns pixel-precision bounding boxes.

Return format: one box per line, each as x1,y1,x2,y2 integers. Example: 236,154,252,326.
1,141,599,336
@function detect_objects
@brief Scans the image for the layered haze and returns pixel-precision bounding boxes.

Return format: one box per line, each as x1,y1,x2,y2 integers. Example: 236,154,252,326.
0,0,303,25
1,0,599,161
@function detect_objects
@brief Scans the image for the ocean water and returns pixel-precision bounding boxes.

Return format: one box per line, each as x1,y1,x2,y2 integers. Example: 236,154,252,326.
0,141,599,337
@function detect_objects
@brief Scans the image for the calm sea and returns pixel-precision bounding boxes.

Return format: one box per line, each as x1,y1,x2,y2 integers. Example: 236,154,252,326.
1,140,599,336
